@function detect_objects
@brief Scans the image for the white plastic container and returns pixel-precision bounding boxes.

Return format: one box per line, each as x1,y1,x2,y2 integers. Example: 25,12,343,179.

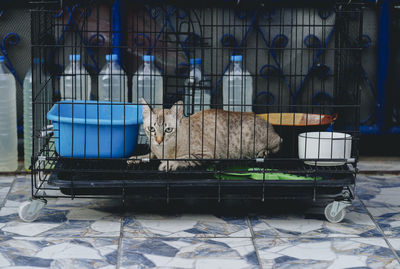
98,54,128,102
60,54,91,100
23,58,47,170
132,55,163,144
222,55,253,112
132,55,163,107
184,58,211,116
0,56,18,171
298,132,352,166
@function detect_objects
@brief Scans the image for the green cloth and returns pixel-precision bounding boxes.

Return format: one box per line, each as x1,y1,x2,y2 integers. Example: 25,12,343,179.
211,167,322,181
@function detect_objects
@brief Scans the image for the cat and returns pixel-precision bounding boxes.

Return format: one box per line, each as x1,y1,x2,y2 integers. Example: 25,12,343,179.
128,98,282,171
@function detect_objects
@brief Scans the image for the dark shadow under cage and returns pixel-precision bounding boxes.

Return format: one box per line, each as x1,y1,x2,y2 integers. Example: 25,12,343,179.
28,0,362,220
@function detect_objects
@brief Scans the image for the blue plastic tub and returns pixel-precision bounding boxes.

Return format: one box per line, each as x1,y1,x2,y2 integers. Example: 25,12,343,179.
47,101,142,158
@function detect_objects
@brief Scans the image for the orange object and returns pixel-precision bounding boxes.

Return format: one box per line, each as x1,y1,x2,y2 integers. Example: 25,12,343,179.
258,113,337,126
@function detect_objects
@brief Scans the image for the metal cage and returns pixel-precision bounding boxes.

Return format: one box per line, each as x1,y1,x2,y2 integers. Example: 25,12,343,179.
26,0,363,222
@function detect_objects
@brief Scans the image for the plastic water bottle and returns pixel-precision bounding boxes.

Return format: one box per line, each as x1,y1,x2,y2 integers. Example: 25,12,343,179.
60,54,91,100
0,56,18,171
223,55,253,112
132,55,163,107
184,58,211,116
23,58,46,170
132,55,163,144
98,54,128,102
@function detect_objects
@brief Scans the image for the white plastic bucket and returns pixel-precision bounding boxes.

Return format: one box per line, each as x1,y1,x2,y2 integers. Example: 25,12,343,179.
298,132,352,166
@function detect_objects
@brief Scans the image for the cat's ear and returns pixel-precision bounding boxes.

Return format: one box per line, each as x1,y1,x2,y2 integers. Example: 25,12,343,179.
140,97,148,106
170,100,184,120
140,98,152,118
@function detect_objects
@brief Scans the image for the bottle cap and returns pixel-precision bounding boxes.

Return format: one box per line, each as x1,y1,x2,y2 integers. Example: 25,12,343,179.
190,58,201,65
230,55,242,62
0,56,4,63
105,54,118,61
142,55,154,62
69,54,81,61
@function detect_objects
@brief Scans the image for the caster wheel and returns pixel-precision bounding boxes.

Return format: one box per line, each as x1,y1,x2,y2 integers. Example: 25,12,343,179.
18,199,47,222
324,201,346,223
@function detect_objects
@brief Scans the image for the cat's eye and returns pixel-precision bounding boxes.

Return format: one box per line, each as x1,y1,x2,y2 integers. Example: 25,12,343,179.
165,127,173,133
148,126,155,132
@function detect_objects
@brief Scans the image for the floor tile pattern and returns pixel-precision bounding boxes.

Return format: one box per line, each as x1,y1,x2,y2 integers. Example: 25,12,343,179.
0,174,398,268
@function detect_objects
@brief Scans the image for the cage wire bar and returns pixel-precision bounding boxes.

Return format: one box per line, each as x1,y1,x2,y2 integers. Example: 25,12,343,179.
27,0,362,221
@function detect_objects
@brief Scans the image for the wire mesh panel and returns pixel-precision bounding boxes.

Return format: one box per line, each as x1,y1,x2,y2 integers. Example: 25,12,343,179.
30,0,362,201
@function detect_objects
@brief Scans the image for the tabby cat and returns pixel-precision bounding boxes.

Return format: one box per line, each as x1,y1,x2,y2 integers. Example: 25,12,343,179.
128,98,282,171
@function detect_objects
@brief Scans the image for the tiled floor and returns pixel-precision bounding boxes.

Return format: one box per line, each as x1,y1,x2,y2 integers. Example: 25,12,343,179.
0,174,399,268
358,157,400,173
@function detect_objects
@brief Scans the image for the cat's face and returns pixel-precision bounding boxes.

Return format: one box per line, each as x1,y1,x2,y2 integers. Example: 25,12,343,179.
141,98,183,146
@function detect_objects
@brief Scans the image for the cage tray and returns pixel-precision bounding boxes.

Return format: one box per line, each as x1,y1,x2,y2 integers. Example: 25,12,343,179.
47,158,355,190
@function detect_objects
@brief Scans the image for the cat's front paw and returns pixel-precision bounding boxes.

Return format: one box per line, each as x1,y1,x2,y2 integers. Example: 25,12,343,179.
158,161,183,171
158,161,168,171
257,150,270,158
127,157,142,166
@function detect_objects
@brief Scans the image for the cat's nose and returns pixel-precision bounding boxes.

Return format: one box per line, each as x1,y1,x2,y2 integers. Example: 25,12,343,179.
155,136,163,144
